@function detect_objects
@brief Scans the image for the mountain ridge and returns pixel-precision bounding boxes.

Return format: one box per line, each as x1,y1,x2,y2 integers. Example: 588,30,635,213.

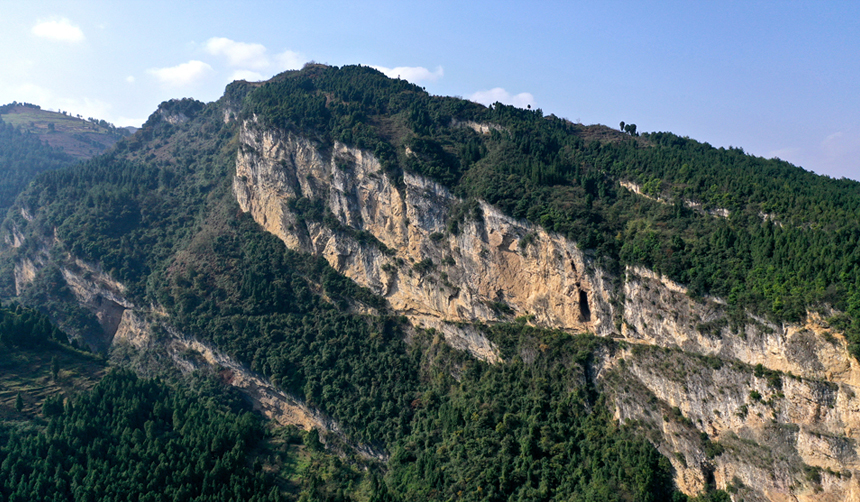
1,63,859,500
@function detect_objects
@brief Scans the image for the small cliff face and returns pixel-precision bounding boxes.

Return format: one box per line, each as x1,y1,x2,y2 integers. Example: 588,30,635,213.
624,266,860,388
233,120,860,500
8,234,336,440
619,266,860,500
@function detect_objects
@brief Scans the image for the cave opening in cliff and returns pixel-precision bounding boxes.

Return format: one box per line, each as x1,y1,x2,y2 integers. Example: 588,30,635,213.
578,290,591,322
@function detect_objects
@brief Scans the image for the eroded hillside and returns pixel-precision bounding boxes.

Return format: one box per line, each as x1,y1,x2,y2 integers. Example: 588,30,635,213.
3,64,860,501
232,110,860,500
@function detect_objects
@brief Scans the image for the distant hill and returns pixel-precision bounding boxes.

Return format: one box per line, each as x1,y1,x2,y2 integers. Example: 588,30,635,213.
0,102,130,161
0,119,75,213
0,102,134,213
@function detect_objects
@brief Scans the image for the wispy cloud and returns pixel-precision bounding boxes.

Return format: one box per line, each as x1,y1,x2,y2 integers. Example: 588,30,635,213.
205,37,269,69
819,131,860,179
230,70,266,82
821,131,852,159
205,37,305,82
275,50,304,71
4,82,112,120
147,60,213,87
767,147,799,162
767,131,860,181
207,38,304,70
32,18,84,43
116,116,147,128
371,65,444,83
469,88,535,109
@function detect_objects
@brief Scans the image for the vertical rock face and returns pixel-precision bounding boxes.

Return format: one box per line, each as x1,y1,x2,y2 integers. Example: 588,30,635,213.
233,120,860,501
233,122,615,362
7,115,860,500
618,267,860,500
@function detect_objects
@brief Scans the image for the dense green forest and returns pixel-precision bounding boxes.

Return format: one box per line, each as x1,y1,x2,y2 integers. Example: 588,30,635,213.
384,326,683,502
0,85,705,500
0,119,76,213
0,370,287,502
245,64,860,351
0,302,69,349
3,64,852,500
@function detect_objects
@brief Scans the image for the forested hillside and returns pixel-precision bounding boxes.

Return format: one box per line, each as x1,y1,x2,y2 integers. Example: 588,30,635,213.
246,65,860,350
0,102,131,215
0,120,76,214
2,64,857,501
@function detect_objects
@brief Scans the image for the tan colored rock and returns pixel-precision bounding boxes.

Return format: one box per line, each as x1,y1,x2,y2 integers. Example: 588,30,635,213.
233,122,615,361
233,121,860,499
13,257,37,295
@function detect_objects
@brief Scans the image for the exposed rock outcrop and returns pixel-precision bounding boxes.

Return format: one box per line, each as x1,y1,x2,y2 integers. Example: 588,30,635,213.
9,236,349,449
6,114,859,500
232,120,860,500
233,122,614,362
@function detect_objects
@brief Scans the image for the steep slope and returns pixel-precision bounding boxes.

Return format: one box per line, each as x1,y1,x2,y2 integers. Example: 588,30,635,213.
233,90,860,500
2,64,859,501
0,102,131,218
0,119,76,214
232,65,860,500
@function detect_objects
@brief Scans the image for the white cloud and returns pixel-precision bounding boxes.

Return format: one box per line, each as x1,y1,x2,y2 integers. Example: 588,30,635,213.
205,37,269,69
65,97,113,120
230,70,266,82
7,83,54,106
32,18,84,42
370,65,443,83
3,83,113,120
125,76,135,84
205,37,305,83
469,87,535,109
147,60,213,87
275,50,304,71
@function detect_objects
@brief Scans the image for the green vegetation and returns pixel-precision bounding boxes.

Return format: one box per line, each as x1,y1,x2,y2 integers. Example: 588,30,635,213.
156,211,418,446
0,370,286,501
3,64,854,499
0,303,105,421
384,325,680,501
0,101,128,160
0,94,688,497
0,302,69,348
242,64,860,353
0,119,76,212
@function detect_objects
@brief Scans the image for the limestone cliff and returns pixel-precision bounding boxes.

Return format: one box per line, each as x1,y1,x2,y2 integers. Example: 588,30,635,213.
233,119,860,500
6,113,859,499
233,122,615,362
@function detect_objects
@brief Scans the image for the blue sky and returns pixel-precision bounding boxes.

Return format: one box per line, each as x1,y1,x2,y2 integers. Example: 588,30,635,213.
1,1,858,180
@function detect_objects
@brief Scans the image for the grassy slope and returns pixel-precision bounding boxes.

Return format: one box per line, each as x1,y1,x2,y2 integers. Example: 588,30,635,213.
0,344,105,420
0,105,124,160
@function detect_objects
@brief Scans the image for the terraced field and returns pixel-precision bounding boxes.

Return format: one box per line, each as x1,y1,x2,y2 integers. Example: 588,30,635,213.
0,105,129,160
0,345,105,419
